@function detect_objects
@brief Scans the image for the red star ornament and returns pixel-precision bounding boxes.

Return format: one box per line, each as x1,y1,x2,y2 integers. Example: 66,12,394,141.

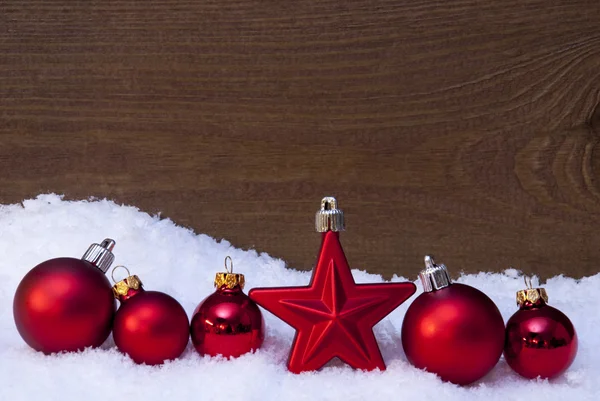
249,198,416,373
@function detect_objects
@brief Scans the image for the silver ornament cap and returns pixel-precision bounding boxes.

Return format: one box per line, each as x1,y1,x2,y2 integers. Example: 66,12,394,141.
419,255,452,292
315,197,345,232
81,238,116,273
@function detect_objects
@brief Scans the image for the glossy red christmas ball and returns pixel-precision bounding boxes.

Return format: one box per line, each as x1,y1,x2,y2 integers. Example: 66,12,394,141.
112,272,189,365
504,283,577,379
191,258,264,358
13,240,117,354
402,257,505,385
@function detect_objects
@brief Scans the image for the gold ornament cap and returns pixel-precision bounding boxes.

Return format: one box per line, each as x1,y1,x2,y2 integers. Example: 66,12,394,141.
516,276,548,307
111,265,143,298
316,197,345,232
215,256,245,290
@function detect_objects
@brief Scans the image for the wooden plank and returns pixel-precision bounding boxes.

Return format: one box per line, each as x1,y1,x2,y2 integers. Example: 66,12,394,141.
1,0,599,278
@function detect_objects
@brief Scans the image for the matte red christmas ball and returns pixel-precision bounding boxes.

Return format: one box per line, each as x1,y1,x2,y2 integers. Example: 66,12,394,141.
401,256,505,385
112,267,189,365
190,257,264,358
504,278,577,379
13,239,117,354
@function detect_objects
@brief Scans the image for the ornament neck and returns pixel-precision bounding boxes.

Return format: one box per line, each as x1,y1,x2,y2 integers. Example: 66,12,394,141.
519,299,547,310
318,231,341,257
217,285,243,295
321,231,340,240
118,285,145,302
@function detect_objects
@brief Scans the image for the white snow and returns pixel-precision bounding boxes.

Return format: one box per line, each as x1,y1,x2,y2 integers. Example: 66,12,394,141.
0,194,597,401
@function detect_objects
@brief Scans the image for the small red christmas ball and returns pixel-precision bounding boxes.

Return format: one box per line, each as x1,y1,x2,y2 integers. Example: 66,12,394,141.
13,240,117,354
190,257,264,358
401,256,505,385
504,281,577,379
112,270,189,365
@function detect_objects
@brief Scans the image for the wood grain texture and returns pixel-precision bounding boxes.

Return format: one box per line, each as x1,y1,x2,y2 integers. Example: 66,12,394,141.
1,0,600,279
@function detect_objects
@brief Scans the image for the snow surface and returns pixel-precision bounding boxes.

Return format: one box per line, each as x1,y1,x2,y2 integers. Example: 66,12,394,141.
0,194,597,401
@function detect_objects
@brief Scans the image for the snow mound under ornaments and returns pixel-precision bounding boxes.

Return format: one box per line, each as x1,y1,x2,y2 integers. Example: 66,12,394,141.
0,194,597,401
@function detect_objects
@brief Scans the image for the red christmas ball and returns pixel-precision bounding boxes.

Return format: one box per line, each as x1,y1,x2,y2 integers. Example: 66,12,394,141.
112,271,189,365
401,257,505,385
13,240,117,354
191,258,264,358
504,283,577,379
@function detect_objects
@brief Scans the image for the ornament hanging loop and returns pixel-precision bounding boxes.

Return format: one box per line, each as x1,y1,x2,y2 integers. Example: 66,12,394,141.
524,276,533,289
424,255,436,269
111,266,143,299
225,256,234,274
111,265,132,284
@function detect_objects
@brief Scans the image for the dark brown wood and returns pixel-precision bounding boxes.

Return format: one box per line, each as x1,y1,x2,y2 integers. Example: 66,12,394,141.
1,0,600,279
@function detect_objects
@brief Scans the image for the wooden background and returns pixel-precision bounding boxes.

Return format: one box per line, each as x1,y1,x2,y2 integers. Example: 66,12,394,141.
1,0,599,279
